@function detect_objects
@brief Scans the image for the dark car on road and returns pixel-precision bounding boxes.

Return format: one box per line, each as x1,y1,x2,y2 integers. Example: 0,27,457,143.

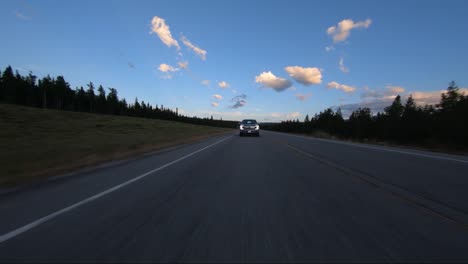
239,119,260,137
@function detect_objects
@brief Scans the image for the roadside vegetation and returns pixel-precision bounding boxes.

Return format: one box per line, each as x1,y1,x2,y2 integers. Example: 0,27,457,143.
0,104,231,186
263,81,468,153
0,66,237,128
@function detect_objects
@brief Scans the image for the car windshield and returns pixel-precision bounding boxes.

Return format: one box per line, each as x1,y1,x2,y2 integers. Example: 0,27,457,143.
241,120,257,125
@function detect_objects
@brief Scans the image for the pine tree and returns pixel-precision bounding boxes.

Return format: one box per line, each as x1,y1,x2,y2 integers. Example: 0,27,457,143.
107,88,119,114
96,85,106,113
25,71,38,107
439,81,460,112
0,69,3,101
133,97,141,116
75,87,86,111
38,75,53,108
86,82,95,112
1,66,15,103
54,76,69,109
384,95,404,120
403,95,416,116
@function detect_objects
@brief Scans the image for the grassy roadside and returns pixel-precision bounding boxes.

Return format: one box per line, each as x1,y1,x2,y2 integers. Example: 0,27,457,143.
0,104,233,187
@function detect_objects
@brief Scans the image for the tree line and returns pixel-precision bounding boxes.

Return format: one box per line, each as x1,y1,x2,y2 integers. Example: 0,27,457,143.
0,66,237,128
263,81,468,149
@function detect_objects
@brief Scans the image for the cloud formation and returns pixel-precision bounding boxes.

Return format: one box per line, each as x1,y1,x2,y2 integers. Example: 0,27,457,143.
386,85,405,94
295,93,313,101
201,80,210,86
181,35,207,60
327,18,372,43
230,94,247,109
212,94,223,100
338,87,468,117
255,71,292,92
189,110,302,122
150,16,180,50
211,102,219,107
284,66,322,86
218,81,229,88
271,112,301,120
286,112,301,119
327,81,356,93
325,46,334,52
178,61,189,69
361,86,405,100
339,57,349,73
158,63,178,73
411,89,467,105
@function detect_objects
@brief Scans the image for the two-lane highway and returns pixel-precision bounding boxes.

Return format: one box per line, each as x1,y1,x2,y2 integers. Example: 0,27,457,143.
1,131,468,262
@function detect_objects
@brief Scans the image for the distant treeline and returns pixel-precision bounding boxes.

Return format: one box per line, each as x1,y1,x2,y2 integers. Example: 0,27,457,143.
263,82,468,149
0,66,237,128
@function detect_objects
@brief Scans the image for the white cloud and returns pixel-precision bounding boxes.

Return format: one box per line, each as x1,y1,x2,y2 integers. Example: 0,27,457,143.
211,102,219,107
158,63,178,73
410,90,443,106
336,86,404,117
295,93,312,101
361,85,405,100
178,61,189,69
218,81,229,88
386,85,405,94
181,35,207,60
284,66,322,86
286,112,301,119
339,57,349,73
201,80,210,86
150,16,180,50
411,89,467,105
327,26,336,35
229,94,247,109
186,109,302,122
327,81,356,93
212,94,223,100
325,46,335,52
339,87,468,117
327,18,372,43
255,71,292,92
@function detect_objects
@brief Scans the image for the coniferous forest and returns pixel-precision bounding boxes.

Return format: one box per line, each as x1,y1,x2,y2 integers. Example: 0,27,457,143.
0,66,237,128
263,81,468,150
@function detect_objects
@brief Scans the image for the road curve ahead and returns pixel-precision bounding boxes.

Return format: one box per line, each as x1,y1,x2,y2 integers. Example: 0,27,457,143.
1,130,468,262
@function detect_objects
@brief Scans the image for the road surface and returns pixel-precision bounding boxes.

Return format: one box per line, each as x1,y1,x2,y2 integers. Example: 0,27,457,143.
1,130,468,262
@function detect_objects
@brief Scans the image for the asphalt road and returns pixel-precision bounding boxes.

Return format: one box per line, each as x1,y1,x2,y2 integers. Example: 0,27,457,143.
1,130,468,262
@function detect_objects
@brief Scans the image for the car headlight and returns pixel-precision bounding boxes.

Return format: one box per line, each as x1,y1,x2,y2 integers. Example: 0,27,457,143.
255,125,259,130
240,125,244,130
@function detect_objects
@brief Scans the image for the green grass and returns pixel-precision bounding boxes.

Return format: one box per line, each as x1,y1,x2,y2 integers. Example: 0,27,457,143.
0,104,232,186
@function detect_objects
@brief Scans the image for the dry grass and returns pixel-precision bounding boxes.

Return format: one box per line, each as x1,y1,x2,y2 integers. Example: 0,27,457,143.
0,104,232,186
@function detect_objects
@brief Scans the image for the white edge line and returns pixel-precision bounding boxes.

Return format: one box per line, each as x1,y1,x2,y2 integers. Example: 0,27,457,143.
267,131,468,164
0,136,231,244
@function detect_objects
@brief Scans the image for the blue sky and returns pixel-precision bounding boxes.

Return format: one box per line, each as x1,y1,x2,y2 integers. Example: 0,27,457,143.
2,0,468,121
